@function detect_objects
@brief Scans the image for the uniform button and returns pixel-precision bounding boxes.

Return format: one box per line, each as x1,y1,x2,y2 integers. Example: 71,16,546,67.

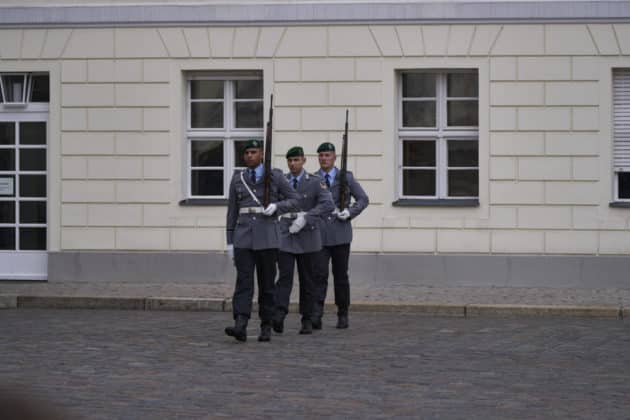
253,189,256,192
252,216,256,220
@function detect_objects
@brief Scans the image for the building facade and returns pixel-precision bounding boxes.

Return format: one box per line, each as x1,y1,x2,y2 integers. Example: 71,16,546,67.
1,1,630,288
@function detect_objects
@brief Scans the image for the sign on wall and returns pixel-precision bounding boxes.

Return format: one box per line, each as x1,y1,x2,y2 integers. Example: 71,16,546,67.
0,176,15,197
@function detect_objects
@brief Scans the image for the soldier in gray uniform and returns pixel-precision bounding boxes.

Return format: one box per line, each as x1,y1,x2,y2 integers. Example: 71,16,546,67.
224,139,300,343
273,146,334,335
313,142,369,330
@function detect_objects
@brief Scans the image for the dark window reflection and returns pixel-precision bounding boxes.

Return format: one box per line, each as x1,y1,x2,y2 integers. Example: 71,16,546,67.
402,73,436,98
19,175,46,197
20,122,46,145
19,227,46,250
235,102,263,128
0,201,15,223
19,149,46,171
20,201,46,224
0,122,15,145
191,141,223,167
448,169,479,197
235,80,263,99
403,169,436,196
619,172,630,199
0,227,15,250
402,101,436,127
191,103,223,128
0,149,15,171
30,75,50,102
191,170,223,196
403,141,436,167
448,140,478,167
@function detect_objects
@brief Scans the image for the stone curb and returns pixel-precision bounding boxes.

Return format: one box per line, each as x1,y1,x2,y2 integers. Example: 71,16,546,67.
466,304,622,319
5,296,626,319
145,297,224,311
17,296,146,310
0,294,18,309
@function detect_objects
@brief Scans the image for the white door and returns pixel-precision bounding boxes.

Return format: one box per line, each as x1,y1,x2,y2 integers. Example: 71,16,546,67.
0,116,48,280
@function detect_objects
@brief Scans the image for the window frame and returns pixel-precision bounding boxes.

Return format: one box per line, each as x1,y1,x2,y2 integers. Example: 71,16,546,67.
397,70,479,200
185,74,263,199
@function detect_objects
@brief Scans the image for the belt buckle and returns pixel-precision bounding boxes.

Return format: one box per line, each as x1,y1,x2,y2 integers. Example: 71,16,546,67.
248,208,256,214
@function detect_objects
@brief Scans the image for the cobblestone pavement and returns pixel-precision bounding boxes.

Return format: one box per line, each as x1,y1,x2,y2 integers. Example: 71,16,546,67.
1,309,629,419
2,281,630,307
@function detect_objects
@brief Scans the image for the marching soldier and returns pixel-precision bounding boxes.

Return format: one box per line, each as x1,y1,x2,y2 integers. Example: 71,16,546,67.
224,139,300,343
313,142,369,330
273,146,334,335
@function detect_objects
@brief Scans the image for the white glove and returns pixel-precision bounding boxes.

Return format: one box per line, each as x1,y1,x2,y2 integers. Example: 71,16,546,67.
226,244,234,260
289,214,307,234
336,209,351,220
262,203,277,216
331,208,340,215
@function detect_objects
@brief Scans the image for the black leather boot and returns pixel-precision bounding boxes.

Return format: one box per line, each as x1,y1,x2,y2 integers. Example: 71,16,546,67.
312,305,323,330
336,313,349,329
272,311,285,334
225,315,248,342
258,322,271,342
299,319,313,335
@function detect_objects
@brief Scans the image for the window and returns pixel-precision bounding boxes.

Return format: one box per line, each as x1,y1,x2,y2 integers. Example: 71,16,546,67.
186,73,263,199
613,69,630,202
398,70,479,200
0,73,50,106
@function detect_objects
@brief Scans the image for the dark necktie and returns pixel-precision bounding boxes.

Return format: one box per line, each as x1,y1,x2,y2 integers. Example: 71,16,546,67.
292,178,298,190
325,174,331,189
250,169,256,184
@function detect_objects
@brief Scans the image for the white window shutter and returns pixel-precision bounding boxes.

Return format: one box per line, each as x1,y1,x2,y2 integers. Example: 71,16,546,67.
614,69,630,172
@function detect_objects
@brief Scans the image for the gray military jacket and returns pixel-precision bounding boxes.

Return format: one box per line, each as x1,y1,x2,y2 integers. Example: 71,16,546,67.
226,168,300,250
319,169,369,246
278,172,334,254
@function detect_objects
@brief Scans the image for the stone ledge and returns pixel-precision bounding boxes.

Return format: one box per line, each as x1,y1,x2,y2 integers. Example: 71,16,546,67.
17,296,146,310
145,297,225,312
0,294,17,309
466,304,621,319
10,295,626,319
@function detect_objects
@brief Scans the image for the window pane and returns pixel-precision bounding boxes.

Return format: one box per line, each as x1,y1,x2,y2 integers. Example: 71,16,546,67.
235,80,263,99
402,101,436,127
0,201,15,223
235,102,263,128
20,201,46,224
30,75,50,102
19,227,46,250
191,141,223,167
403,140,435,166
190,80,224,99
19,175,46,197
191,102,223,128
447,73,478,97
448,140,478,167
403,169,435,196
0,122,15,145
234,141,252,168
20,122,46,145
0,149,15,171
402,73,436,98
0,227,15,250
448,169,479,197
447,100,478,126
191,170,223,196
1,75,26,102
19,149,46,171
619,172,630,199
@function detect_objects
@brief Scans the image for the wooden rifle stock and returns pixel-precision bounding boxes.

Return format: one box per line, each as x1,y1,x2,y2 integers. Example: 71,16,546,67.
339,109,349,211
263,94,274,208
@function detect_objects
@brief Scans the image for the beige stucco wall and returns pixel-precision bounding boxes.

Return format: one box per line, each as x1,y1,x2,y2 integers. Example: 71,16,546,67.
2,23,630,254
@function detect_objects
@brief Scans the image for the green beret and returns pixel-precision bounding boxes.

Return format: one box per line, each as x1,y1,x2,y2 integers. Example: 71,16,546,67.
243,139,263,150
317,142,335,153
286,146,304,158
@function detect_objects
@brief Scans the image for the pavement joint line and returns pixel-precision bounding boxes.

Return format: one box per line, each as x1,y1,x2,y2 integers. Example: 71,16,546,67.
6,294,627,319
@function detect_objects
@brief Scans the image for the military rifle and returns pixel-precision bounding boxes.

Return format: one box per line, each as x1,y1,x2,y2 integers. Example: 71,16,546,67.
263,94,274,208
338,109,349,211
